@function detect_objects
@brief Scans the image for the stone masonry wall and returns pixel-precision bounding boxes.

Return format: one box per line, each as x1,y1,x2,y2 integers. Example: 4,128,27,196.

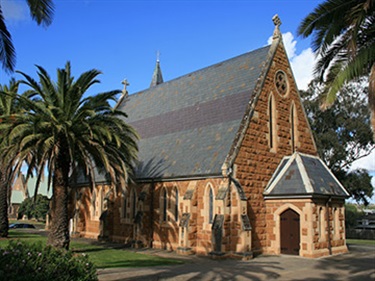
233,42,317,254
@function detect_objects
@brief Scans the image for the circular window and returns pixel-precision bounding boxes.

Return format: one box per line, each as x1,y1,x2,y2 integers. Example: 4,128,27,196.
275,70,289,96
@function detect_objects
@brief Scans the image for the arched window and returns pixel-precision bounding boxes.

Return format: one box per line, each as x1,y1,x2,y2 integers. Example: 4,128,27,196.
161,188,168,222
130,188,137,219
319,207,325,241
91,188,97,219
333,208,340,238
172,187,179,222
209,188,214,224
268,94,277,151
290,102,298,152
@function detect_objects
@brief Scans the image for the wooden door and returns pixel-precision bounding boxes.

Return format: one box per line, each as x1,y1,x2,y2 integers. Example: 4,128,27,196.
280,209,300,255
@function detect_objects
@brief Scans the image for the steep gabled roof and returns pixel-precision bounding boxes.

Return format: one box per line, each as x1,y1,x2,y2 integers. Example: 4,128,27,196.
264,152,350,198
118,45,272,180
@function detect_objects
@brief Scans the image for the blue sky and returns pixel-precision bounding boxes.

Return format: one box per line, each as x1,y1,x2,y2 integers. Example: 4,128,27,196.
1,0,374,197
1,0,321,93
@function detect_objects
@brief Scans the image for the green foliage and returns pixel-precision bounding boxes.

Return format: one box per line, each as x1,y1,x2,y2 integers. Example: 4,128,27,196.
340,169,373,206
301,80,374,204
297,0,375,110
0,231,184,269
18,195,50,221
0,240,98,281
1,62,138,248
0,1,54,72
345,203,363,229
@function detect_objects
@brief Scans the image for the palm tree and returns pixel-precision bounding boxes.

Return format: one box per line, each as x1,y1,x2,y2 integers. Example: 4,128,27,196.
297,0,375,139
0,0,54,72
0,78,20,237
0,62,138,248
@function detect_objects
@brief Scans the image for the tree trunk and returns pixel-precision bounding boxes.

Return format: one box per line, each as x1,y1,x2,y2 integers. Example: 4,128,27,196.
0,164,9,237
47,148,70,249
369,62,375,142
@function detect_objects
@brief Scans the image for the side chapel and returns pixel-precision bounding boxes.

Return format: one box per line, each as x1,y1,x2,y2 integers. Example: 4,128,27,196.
73,16,349,258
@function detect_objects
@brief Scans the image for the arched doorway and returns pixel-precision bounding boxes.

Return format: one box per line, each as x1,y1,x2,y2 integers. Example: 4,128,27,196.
280,209,300,255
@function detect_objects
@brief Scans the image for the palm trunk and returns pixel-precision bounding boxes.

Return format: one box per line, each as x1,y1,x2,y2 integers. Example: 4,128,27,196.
0,164,9,237
369,62,375,142
47,148,70,249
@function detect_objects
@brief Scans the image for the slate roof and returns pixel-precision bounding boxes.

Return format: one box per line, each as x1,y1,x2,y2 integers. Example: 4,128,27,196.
264,152,350,198
118,45,272,180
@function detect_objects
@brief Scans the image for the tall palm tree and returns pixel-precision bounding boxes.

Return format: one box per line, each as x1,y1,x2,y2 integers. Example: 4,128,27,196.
0,62,138,248
0,78,20,237
298,0,375,139
0,0,54,72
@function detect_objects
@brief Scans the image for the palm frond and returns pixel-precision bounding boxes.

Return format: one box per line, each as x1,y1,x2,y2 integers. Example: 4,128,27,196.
26,0,54,27
323,44,375,107
0,8,15,73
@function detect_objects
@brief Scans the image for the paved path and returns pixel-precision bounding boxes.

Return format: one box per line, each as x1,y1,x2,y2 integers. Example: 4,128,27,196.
97,244,375,281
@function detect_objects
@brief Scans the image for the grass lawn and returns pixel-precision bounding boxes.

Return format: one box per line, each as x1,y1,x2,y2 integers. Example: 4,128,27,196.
0,230,184,268
347,239,375,246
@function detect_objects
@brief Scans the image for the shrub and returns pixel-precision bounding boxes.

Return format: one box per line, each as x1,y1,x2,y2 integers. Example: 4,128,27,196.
0,241,98,281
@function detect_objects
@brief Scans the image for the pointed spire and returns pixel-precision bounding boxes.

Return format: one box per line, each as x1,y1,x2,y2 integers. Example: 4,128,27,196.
272,14,282,40
150,52,164,87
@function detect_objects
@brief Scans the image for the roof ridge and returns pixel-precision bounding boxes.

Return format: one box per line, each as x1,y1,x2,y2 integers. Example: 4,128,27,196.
126,45,271,99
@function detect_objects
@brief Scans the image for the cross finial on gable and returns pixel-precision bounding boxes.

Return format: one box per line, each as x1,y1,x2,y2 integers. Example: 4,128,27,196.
114,78,130,110
272,14,282,39
121,78,129,94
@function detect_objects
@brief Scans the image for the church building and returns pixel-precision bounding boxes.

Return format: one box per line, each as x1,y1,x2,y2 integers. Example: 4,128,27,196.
73,16,349,258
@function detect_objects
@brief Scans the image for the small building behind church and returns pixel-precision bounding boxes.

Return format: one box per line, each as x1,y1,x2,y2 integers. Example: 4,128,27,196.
72,16,349,258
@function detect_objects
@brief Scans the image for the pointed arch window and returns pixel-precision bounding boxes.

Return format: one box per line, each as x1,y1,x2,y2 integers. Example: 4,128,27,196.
130,188,137,220
91,188,97,219
209,188,214,224
172,187,179,222
161,188,168,222
268,94,277,151
290,103,299,152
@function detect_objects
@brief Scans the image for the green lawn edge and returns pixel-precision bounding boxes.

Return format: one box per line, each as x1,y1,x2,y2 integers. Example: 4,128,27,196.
346,239,375,246
0,230,184,269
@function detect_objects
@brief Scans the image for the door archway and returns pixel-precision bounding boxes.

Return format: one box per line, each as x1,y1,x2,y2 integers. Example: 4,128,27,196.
280,209,300,255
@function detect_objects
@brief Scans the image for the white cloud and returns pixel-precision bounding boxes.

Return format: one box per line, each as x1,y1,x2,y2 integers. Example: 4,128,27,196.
2,0,28,23
268,32,316,91
351,150,375,174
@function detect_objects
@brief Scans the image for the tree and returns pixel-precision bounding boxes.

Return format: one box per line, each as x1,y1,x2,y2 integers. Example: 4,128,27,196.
18,194,50,221
301,79,374,205
0,62,138,249
0,78,20,237
345,203,363,229
298,0,375,139
341,169,373,206
0,0,54,73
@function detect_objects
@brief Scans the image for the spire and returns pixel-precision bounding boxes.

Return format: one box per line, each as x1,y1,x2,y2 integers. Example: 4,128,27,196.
150,52,164,87
272,14,282,40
